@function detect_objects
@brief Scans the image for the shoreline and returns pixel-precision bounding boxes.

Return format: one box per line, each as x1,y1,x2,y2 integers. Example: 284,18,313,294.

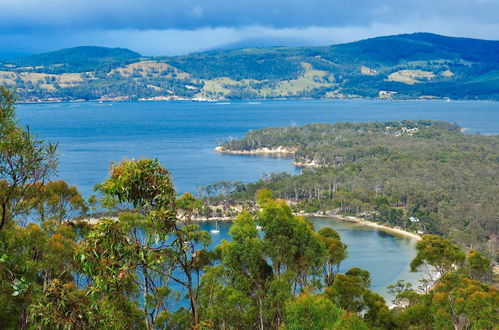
214,145,298,155
74,212,421,241
305,213,422,241
14,97,499,105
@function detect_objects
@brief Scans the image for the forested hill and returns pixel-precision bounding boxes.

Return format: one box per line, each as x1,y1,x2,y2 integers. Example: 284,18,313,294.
3,46,141,73
217,120,499,260
1,33,499,102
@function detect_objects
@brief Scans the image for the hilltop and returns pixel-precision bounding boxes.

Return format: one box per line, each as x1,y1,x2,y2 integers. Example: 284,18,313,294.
1,33,498,102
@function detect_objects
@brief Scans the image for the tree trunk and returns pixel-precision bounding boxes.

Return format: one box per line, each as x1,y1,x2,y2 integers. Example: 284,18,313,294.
0,201,8,232
189,287,199,328
258,296,264,330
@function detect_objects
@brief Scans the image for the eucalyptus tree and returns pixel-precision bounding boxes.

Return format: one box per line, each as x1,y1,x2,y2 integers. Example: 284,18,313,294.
200,194,341,329
0,220,80,328
317,227,347,286
0,87,57,231
78,159,212,329
33,180,86,222
284,293,342,330
410,234,466,287
200,211,275,329
256,197,326,291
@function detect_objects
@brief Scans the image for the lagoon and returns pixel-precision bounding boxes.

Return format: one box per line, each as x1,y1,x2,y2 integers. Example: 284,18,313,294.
200,217,420,301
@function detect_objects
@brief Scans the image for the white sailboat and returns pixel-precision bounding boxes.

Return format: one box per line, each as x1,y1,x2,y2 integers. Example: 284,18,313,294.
210,221,220,234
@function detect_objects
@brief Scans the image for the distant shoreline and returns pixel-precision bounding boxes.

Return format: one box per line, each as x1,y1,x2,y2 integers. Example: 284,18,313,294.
14,97,499,105
214,145,298,155
214,146,328,168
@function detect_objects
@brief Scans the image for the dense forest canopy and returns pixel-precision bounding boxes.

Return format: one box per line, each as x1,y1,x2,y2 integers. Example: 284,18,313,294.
218,120,499,261
1,33,499,102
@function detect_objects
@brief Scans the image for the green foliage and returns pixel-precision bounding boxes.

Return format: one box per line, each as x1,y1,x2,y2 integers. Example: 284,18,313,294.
430,273,499,330
177,192,200,211
165,49,303,81
318,227,347,286
222,120,498,259
99,158,176,211
284,293,342,330
258,199,326,289
34,180,86,221
390,237,499,330
255,187,274,206
0,161,497,329
0,220,80,328
317,227,340,240
198,265,256,329
466,250,492,282
363,291,395,329
0,86,16,130
0,87,58,231
77,217,138,294
199,198,348,329
29,280,94,328
332,312,369,330
410,234,466,277
327,267,372,313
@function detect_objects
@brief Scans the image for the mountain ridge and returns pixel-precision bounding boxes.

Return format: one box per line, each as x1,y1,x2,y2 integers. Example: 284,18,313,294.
1,33,498,102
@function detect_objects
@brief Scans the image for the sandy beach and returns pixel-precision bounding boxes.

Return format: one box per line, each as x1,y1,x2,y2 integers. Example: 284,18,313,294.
214,145,298,155
74,212,421,241
332,214,422,241
297,212,422,241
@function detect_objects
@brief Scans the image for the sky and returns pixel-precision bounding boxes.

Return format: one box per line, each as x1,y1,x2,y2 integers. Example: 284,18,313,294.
1,0,498,56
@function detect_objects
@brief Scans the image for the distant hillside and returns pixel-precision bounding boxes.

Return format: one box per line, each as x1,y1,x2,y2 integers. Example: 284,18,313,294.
1,33,498,102
3,46,141,74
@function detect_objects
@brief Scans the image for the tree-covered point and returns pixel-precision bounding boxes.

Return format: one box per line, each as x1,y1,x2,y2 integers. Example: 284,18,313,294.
218,120,461,151
217,120,498,261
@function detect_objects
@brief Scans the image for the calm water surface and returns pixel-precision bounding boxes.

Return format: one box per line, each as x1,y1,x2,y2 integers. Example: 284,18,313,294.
16,99,498,300
199,217,420,301
16,99,499,197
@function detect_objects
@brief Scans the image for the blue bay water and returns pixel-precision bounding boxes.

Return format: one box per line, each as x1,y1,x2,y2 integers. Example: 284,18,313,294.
15,99,498,300
16,99,499,198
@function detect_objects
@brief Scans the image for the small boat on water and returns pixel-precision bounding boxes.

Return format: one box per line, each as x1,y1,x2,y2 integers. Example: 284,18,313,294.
210,221,220,234
256,225,262,230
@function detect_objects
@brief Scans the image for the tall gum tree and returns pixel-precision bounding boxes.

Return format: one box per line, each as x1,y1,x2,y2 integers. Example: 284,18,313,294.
0,87,57,231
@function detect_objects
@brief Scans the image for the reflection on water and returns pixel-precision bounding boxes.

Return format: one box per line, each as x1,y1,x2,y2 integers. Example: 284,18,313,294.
376,229,396,239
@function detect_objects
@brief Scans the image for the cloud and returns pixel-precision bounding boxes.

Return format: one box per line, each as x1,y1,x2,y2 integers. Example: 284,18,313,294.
189,6,204,19
0,0,498,56
1,0,498,30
